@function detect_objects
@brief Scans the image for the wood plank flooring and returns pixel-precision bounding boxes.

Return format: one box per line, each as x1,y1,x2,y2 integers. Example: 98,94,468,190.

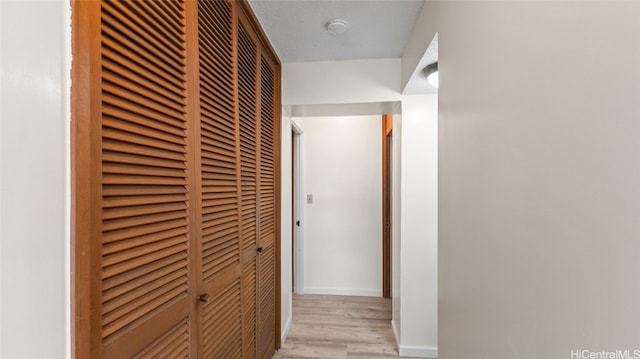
273,294,421,359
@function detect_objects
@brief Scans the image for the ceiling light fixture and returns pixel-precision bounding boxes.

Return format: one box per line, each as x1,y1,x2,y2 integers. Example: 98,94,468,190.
326,19,348,35
422,62,439,88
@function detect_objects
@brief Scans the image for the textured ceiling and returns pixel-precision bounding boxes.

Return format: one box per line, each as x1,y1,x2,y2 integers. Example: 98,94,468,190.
248,0,425,63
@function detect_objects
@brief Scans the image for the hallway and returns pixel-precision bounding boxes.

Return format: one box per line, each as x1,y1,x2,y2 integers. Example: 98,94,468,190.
273,295,422,359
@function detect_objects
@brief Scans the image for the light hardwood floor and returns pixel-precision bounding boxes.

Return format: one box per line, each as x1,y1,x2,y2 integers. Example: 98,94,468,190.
272,294,421,359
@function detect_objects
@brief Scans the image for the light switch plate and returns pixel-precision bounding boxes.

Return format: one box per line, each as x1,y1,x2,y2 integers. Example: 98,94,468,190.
306,194,313,204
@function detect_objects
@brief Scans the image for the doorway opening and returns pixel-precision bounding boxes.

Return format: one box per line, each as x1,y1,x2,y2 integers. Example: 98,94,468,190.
382,114,393,298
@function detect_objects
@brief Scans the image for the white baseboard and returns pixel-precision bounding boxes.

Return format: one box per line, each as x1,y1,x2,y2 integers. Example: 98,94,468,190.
302,287,382,297
391,321,437,358
399,345,438,358
281,316,292,345
391,319,401,347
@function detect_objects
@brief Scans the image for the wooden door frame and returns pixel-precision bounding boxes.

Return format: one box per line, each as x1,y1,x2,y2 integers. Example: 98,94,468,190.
382,114,393,298
71,2,102,357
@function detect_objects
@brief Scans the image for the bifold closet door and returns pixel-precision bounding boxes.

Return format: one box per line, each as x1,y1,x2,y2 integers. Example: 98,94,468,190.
257,54,278,359
74,1,279,358
95,1,196,357
236,9,278,359
237,12,260,359
196,0,245,357
197,2,277,358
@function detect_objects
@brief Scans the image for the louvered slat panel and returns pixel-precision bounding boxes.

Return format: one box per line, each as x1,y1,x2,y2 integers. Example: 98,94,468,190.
258,244,276,358
103,184,186,197
202,280,243,358
132,318,190,359
259,58,276,243
243,257,257,359
100,0,190,347
102,124,186,156
102,258,187,303
102,1,183,71
198,0,239,287
102,215,188,244
238,24,258,253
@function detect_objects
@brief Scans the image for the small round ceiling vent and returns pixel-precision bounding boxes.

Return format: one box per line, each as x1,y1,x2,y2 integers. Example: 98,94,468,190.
326,19,348,35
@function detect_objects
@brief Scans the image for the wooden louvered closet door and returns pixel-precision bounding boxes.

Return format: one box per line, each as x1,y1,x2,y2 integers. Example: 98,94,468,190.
98,1,195,357
72,1,280,358
197,0,244,358
236,9,279,359
237,11,261,359
257,52,278,359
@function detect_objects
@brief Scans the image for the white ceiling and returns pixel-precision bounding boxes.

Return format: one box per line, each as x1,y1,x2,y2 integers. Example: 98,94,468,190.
248,0,425,63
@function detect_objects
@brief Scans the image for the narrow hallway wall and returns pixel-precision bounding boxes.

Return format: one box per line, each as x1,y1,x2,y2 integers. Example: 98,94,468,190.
406,2,640,358
295,115,382,296
0,1,70,357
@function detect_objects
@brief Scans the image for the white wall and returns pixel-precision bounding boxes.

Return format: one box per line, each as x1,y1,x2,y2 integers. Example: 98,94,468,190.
282,58,439,357
391,114,402,343
399,95,438,357
295,115,382,296
406,2,640,358
283,59,401,106
0,0,70,358
279,107,293,342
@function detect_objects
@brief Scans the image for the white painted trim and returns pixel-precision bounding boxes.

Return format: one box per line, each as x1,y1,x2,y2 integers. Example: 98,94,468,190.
391,319,401,349
291,120,303,135
398,345,438,358
291,101,401,117
63,0,72,357
280,315,292,345
291,121,304,295
303,287,382,297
